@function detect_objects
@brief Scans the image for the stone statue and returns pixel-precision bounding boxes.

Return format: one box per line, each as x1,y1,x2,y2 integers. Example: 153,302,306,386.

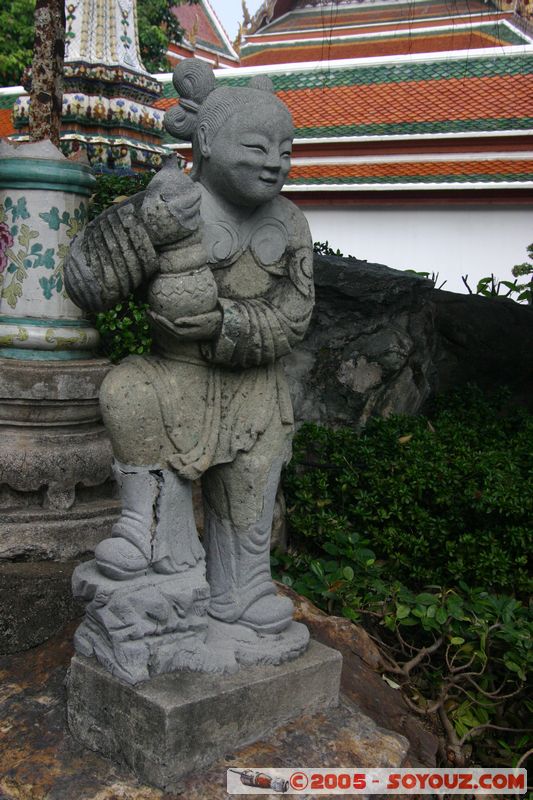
64,59,315,684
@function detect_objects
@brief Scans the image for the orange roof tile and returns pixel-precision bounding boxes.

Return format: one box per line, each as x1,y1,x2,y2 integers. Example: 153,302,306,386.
154,97,176,112
278,73,533,130
241,30,516,65
288,159,533,184
158,55,533,142
0,108,15,138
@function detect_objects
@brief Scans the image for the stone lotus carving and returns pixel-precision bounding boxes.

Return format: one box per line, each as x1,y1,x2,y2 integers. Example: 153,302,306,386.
64,58,315,684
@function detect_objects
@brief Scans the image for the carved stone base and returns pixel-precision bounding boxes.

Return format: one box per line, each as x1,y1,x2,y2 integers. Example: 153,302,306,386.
73,560,310,685
67,639,341,792
73,560,213,684
0,357,118,651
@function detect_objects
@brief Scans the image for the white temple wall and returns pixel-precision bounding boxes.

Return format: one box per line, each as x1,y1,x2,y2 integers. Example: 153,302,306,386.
301,203,533,295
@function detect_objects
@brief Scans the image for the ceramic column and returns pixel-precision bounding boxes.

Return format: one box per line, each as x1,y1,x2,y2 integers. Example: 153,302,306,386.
0,146,99,357
0,142,120,653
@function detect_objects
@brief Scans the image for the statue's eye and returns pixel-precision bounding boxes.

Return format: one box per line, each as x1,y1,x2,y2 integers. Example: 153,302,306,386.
243,143,267,154
281,151,292,159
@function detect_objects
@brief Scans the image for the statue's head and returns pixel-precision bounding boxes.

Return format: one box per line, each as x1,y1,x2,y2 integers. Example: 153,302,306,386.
164,59,294,208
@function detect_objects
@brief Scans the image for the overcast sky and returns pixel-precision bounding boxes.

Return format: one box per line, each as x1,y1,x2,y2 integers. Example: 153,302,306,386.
210,0,265,41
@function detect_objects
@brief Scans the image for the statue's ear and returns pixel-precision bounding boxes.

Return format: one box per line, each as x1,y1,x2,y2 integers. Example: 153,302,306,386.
198,124,211,158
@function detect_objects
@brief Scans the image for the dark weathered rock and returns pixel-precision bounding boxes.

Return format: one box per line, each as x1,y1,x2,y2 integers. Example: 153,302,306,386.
285,254,436,426
0,562,84,653
285,254,533,427
277,584,439,767
432,290,533,406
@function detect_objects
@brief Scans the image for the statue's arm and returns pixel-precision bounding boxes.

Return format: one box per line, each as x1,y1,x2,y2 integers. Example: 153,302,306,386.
64,194,159,312
64,160,201,312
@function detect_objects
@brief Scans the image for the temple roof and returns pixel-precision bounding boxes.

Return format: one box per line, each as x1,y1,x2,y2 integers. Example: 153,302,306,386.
155,50,533,192
240,0,532,65
156,52,533,140
285,156,533,190
168,0,239,68
255,0,506,32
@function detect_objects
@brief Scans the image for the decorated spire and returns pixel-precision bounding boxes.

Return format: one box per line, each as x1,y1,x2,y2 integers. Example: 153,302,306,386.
12,0,167,173
64,0,146,71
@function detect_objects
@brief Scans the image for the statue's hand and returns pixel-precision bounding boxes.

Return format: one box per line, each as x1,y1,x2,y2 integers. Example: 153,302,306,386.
150,308,222,341
141,157,201,247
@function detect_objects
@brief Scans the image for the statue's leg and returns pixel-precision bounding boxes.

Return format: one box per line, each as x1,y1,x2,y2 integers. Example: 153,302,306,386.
202,420,293,634
94,361,203,580
99,359,167,466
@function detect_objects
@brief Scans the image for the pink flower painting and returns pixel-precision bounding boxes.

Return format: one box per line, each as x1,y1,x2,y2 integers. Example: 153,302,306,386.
0,221,14,274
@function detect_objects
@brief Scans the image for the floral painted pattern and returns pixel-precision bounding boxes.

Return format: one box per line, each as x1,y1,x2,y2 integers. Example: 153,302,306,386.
0,196,87,309
16,93,165,135
0,196,33,308
39,203,87,300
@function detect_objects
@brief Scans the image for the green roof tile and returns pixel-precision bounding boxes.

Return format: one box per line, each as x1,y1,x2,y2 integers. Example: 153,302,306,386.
293,117,533,138
159,53,533,99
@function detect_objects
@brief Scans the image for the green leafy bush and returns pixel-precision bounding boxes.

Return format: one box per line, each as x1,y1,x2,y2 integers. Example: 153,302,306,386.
511,242,533,304
275,389,532,767
0,0,35,87
313,240,356,258
283,388,531,595
94,297,152,363
89,173,154,220
137,0,186,74
274,544,532,767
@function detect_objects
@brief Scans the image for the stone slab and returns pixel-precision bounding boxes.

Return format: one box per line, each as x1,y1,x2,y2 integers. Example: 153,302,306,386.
1,621,410,800
0,500,120,561
67,639,342,793
0,562,85,654
0,357,111,425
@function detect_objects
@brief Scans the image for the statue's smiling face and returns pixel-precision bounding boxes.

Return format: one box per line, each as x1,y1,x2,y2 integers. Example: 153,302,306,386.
198,103,294,208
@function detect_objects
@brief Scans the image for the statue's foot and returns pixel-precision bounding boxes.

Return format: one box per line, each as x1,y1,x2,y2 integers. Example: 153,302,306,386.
238,594,294,635
94,537,150,581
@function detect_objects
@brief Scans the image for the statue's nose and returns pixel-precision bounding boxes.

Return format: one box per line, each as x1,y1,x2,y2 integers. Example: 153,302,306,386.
264,150,281,171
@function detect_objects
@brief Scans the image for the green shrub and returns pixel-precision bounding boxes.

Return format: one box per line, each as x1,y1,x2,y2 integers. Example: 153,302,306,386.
94,296,152,363
89,172,154,220
511,242,533,304
313,240,356,258
284,388,532,595
274,544,532,767
275,389,532,767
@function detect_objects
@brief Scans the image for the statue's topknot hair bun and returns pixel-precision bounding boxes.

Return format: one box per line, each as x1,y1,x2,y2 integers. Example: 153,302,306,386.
249,75,275,93
173,59,216,105
164,60,216,142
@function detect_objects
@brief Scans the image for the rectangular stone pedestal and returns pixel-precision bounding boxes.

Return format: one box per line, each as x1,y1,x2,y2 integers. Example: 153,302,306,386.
67,640,341,792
